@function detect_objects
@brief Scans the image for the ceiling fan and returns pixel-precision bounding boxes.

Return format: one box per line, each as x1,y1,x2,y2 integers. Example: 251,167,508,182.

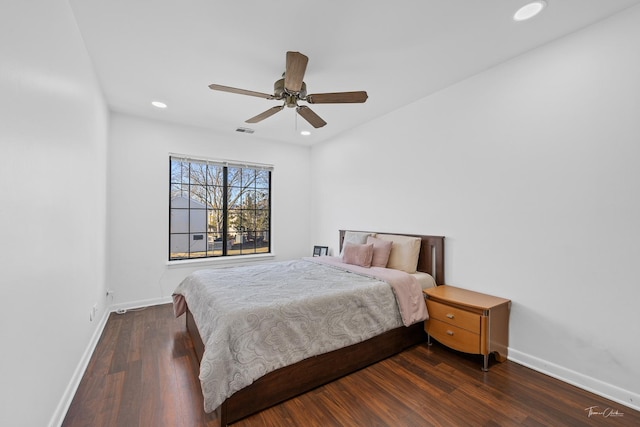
209,51,368,129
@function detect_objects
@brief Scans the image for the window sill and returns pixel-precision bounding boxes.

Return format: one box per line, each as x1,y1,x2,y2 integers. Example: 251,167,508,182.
167,253,276,269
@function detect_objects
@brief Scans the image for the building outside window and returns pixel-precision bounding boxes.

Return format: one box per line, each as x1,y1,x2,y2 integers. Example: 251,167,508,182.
169,155,271,260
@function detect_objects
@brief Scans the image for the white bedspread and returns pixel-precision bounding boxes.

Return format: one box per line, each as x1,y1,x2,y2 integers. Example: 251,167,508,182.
172,258,427,412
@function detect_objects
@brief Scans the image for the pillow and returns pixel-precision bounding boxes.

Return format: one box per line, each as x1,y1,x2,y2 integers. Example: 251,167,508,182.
375,234,421,273
340,231,375,255
366,236,393,268
342,242,374,268
343,231,375,246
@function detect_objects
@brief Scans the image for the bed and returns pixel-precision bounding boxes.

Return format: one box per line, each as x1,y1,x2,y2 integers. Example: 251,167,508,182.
173,230,445,426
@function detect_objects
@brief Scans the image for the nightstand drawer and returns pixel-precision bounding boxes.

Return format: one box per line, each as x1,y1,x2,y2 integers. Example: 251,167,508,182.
426,318,481,354
426,300,481,334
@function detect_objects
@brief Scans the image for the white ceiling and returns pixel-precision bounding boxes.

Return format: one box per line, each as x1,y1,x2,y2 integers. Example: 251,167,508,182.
69,0,640,146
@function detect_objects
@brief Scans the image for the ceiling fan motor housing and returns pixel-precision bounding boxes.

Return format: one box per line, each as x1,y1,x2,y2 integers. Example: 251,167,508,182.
274,78,307,103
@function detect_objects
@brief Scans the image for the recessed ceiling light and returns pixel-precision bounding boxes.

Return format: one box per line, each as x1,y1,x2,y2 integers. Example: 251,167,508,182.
151,101,167,109
514,1,547,21
300,130,311,136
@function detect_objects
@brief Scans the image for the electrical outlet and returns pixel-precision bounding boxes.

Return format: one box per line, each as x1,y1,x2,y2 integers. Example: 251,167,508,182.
106,289,114,297
90,304,97,322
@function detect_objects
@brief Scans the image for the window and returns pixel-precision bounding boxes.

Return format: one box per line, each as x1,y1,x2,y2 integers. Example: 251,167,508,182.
169,156,271,260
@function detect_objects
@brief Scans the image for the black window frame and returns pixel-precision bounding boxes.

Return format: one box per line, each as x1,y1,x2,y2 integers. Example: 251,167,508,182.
169,156,272,261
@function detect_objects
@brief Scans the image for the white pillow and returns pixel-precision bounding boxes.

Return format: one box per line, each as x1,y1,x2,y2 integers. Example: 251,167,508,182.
375,234,421,273
340,231,375,255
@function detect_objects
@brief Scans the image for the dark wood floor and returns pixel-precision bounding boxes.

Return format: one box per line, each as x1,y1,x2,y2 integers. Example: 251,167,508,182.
63,304,639,426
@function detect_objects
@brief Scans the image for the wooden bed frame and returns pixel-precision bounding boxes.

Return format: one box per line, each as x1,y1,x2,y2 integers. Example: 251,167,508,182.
185,231,445,426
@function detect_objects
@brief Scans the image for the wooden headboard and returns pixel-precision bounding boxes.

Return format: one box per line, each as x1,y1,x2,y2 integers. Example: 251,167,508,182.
339,230,445,285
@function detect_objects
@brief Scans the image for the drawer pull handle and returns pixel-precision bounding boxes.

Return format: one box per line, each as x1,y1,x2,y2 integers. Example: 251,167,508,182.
446,330,454,336
446,313,455,319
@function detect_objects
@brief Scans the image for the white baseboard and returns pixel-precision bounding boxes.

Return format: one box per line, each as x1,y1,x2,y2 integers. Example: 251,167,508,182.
508,348,640,412
48,309,110,427
110,295,173,313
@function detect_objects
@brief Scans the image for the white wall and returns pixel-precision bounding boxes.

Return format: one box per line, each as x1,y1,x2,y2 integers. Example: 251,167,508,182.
0,2,108,427
107,114,311,307
311,5,640,409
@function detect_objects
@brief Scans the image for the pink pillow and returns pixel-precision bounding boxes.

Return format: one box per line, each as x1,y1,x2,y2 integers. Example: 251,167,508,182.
342,242,374,268
366,236,393,267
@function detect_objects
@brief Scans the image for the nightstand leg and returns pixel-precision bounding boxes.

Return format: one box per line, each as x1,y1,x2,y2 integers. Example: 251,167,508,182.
427,334,432,346
482,354,489,372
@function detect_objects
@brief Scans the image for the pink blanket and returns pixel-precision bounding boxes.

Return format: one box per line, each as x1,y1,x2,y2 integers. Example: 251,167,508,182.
173,293,187,317
306,256,428,325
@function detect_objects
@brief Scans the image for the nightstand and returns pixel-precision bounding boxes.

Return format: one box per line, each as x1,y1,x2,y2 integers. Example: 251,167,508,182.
423,285,510,371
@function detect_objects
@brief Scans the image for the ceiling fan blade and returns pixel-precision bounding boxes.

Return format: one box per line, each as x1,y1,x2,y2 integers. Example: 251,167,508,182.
284,51,308,93
209,84,276,100
306,91,368,104
245,106,284,123
296,106,327,128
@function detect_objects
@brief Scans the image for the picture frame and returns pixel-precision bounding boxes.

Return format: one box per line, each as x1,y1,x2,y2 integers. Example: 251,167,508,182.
313,245,329,257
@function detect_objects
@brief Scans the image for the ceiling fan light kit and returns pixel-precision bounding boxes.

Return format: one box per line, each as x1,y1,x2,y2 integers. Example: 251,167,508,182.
209,51,368,129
